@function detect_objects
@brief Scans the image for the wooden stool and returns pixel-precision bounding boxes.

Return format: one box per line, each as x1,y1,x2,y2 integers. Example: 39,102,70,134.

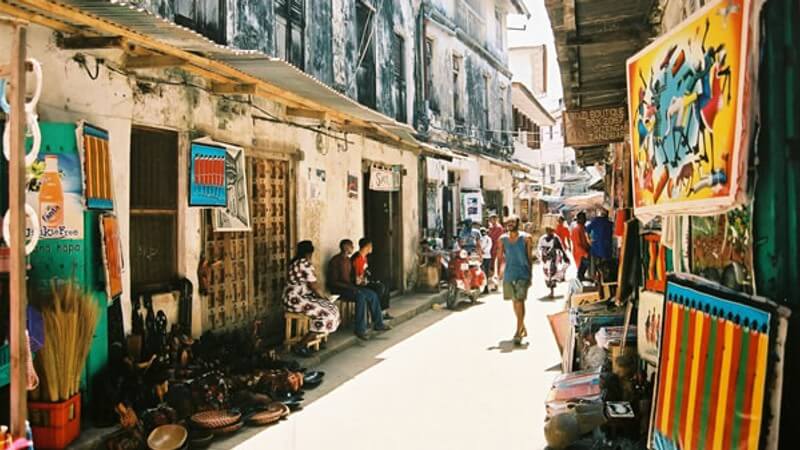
284,312,328,351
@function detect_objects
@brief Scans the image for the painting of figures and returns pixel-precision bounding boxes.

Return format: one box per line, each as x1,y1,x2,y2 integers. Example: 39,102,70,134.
626,0,753,216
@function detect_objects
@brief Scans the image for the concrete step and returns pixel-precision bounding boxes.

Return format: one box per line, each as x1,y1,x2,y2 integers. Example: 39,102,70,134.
279,289,447,367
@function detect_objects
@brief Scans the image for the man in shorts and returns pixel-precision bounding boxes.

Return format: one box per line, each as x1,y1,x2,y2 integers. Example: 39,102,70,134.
496,215,534,345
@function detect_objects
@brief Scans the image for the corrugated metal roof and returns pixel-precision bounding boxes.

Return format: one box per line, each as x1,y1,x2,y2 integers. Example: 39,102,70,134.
19,0,415,135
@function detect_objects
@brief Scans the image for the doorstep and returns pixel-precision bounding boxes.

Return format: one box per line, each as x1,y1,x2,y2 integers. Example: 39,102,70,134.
66,289,446,450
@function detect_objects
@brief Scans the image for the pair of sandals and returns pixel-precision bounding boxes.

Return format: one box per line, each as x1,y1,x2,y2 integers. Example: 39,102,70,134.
513,326,528,346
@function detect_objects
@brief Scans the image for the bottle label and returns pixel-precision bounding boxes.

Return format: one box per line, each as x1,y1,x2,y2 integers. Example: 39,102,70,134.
41,202,63,226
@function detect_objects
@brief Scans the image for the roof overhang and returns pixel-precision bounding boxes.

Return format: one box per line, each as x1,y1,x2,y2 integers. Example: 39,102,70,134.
544,0,662,109
1,0,419,149
511,82,556,126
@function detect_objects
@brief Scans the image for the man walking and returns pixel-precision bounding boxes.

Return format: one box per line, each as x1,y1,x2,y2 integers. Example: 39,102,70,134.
554,216,572,253
586,208,613,282
496,215,534,345
327,239,387,340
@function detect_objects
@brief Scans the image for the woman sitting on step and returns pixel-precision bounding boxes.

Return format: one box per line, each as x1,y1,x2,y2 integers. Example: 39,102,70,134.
283,240,341,356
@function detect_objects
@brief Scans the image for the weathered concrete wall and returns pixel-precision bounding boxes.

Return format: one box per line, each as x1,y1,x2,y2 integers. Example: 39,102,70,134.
424,1,513,147
478,159,515,215
5,24,419,339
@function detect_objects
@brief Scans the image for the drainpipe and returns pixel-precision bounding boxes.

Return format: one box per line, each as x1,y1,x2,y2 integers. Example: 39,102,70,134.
413,2,430,135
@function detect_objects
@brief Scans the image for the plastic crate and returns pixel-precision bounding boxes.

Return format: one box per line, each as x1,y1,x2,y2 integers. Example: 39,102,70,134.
29,393,81,449
0,343,8,387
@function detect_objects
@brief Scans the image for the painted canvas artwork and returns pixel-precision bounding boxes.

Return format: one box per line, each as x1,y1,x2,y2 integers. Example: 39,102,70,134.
100,214,124,301
637,289,664,365
626,0,753,216
650,275,781,450
77,122,114,210
212,145,251,232
189,143,227,207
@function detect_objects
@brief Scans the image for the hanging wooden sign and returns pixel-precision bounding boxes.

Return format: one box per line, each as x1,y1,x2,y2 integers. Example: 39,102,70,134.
369,164,400,192
563,106,627,147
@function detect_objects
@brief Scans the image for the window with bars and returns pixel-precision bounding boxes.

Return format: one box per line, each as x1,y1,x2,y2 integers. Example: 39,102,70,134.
356,1,377,108
528,123,541,150
129,128,179,291
392,33,407,122
175,0,226,44
276,0,305,69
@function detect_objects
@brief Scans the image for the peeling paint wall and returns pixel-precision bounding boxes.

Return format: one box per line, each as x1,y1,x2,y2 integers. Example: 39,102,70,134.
424,1,513,151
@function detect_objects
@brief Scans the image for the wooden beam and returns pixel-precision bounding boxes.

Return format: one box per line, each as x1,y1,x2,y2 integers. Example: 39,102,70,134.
58,35,124,49
286,107,328,121
0,3,75,33
212,82,257,94
125,54,185,69
8,23,28,439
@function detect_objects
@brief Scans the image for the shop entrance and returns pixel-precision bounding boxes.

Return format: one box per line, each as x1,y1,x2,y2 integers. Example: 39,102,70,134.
443,185,455,248
484,190,503,220
363,171,403,293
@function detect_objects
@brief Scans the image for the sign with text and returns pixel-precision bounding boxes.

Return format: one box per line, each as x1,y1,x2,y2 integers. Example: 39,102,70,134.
563,106,627,147
369,164,401,192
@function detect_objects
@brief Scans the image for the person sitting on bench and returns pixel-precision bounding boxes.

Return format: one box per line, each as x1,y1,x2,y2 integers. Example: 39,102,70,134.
283,240,340,356
352,238,393,320
327,239,389,340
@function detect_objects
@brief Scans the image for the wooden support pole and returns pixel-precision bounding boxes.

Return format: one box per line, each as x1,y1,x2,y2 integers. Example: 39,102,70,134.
8,23,29,439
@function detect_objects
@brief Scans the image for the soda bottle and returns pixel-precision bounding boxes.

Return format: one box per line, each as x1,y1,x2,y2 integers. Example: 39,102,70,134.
39,155,64,229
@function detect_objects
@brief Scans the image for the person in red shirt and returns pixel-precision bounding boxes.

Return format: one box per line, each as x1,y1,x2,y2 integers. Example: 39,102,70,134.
570,211,591,281
487,214,505,276
554,216,572,253
352,238,393,320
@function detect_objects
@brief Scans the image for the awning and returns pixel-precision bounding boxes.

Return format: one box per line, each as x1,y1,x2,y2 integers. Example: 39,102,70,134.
4,0,419,147
562,191,605,208
479,153,531,173
511,82,555,126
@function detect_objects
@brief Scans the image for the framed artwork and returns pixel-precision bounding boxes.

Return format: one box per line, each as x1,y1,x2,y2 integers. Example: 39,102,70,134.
649,274,788,450
689,206,752,293
189,142,227,207
627,0,754,217
77,121,114,210
100,214,124,301
212,145,251,232
637,289,665,365
642,232,668,292
347,173,359,199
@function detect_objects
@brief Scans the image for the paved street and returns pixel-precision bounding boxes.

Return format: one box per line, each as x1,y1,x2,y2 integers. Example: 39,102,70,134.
220,264,569,450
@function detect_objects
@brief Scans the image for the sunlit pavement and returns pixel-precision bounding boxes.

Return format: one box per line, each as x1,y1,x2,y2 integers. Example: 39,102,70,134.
222,264,568,450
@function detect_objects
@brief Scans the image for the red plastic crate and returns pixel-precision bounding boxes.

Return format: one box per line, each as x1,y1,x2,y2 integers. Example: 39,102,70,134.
29,393,81,449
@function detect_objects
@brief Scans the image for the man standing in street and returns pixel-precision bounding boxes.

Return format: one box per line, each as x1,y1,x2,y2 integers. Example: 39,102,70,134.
496,215,534,345
586,208,613,282
327,239,387,340
487,214,505,276
570,211,591,281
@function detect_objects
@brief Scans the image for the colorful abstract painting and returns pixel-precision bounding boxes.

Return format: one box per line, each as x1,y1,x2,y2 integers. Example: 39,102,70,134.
189,143,227,207
651,275,775,450
100,214,124,301
627,0,753,217
77,122,114,210
642,232,668,292
638,289,665,365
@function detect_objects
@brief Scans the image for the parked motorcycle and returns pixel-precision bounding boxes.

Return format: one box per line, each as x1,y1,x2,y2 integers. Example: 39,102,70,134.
446,249,487,309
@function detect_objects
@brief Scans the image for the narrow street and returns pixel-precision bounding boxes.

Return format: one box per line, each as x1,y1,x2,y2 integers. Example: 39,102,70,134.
220,264,567,450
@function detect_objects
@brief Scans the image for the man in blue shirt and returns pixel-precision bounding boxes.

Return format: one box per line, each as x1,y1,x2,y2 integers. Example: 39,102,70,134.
585,208,613,282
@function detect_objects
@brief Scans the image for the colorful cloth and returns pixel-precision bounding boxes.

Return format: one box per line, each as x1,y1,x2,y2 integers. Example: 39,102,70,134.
283,258,340,333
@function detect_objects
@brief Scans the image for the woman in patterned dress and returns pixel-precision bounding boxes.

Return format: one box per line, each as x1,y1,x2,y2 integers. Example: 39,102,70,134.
284,241,341,352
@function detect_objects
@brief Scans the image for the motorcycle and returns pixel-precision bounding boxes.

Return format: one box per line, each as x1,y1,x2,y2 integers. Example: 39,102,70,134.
446,248,487,309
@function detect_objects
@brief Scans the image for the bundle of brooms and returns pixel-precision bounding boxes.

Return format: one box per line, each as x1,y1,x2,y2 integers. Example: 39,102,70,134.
30,281,99,403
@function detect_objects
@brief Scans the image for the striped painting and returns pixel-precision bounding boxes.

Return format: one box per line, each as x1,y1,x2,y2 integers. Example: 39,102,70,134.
652,280,770,450
78,122,114,210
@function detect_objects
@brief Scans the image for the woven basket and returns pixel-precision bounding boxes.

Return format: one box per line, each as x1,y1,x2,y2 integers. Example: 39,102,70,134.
247,403,289,426
190,410,241,429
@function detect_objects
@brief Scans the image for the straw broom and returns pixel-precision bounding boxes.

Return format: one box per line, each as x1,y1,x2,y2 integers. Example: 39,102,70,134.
32,281,99,403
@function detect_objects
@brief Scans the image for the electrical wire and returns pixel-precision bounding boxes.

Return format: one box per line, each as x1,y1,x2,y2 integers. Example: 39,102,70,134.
77,53,353,142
